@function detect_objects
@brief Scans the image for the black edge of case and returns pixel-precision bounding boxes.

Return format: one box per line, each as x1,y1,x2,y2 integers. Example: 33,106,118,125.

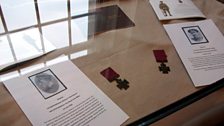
127,78,224,126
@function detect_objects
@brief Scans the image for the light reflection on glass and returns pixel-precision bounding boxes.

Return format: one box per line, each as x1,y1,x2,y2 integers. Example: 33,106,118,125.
20,55,70,75
38,0,68,23
46,55,69,66
71,0,89,16
0,0,37,31
0,36,14,66
42,21,69,49
10,28,43,60
0,17,4,33
9,28,56,60
0,0,94,76
0,71,20,82
70,50,88,59
71,17,88,45
0,55,69,82
20,63,45,75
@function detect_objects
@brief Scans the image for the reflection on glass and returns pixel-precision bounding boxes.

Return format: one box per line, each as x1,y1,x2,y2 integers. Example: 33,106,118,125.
0,28,56,71
0,55,69,82
71,17,88,45
0,18,4,33
0,71,19,82
0,36,14,66
70,50,88,59
0,0,37,30
42,21,69,49
46,55,69,66
38,0,67,23
20,63,45,75
10,28,43,60
9,28,56,60
71,0,89,16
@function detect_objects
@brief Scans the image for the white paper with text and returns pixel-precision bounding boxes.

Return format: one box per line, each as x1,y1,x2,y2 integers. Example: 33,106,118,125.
149,0,205,20
4,60,129,126
164,19,224,86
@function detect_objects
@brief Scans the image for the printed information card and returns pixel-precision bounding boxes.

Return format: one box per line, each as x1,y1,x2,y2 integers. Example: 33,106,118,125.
164,19,224,87
4,60,129,126
149,0,205,20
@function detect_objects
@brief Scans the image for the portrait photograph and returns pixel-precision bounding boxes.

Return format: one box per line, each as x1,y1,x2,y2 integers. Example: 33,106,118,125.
29,69,67,99
182,26,208,45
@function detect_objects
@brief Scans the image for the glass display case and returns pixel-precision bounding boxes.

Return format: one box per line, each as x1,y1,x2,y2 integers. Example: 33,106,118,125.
0,0,224,125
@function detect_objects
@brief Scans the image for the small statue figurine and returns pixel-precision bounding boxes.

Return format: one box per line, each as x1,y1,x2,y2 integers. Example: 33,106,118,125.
159,1,172,16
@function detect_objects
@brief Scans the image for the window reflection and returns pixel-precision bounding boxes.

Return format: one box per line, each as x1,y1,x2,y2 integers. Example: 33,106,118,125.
0,71,20,82
70,50,88,59
9,28,56,60
70,0,90,45
38,0,67,23
0,36,14,66
20,63,45,75
71,17,88,45
10,28,43,60
0,0,92,71
71,0,89,16
46,55,69,66
0,55,69,82
0,17,4,33
42,21,69,49
0,0,37,31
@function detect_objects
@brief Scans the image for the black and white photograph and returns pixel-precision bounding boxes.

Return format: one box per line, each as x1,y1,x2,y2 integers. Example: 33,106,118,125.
182,26,208,45
29,69,67,99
